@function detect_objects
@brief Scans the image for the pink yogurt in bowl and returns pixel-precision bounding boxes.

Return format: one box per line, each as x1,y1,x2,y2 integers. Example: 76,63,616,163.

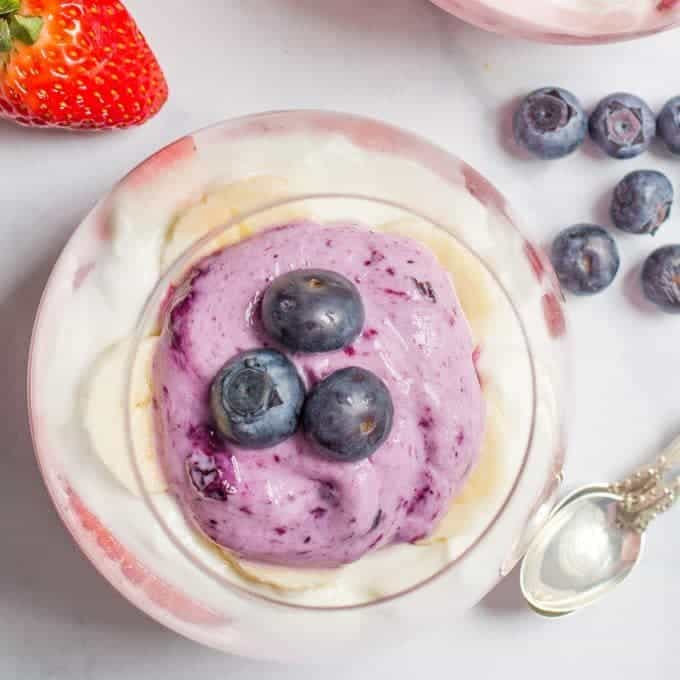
429,0,680,43
153,220,485,568
29,111,567,660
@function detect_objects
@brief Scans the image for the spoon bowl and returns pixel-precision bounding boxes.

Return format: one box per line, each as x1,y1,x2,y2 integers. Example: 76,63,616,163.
520,488,644,616
550,484,610,517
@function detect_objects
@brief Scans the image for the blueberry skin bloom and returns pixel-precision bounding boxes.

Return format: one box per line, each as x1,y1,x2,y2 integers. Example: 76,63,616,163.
641,245,680,313
262,269,364,353
210,349,305,449
513,87,587,159
657,96,680,155
303,367,394,463
589,93,655,159
611,170,674,236
551,225,620,295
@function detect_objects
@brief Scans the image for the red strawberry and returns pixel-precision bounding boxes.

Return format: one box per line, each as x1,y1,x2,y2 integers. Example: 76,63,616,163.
0,0,168,129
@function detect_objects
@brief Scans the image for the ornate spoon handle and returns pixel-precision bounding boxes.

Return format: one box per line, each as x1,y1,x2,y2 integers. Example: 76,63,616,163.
610,434,680,533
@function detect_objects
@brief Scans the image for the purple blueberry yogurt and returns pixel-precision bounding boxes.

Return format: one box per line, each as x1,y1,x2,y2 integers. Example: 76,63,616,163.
152,222,485,568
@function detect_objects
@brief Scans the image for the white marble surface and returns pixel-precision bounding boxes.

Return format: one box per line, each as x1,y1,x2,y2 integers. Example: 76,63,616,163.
1,0,678,677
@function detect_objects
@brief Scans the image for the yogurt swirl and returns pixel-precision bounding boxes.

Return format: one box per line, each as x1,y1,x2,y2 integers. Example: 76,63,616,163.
152,222,485,567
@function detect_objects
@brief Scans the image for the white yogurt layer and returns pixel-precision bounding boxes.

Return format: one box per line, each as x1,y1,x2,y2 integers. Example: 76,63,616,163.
554,0,656,11
477,0,676,35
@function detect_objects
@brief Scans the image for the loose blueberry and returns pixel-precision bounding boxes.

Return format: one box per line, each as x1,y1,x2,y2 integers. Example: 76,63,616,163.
261,269,364,353
551,225,620,295
657,96,680,155
611,170,673,235
210,349,305,449
589,93,655,159
641,245,680,313
513,87,587,159
303,367,393,462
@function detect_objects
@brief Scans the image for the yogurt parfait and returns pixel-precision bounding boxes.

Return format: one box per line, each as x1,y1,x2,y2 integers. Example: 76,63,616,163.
430,0,680,43
29,111,566,659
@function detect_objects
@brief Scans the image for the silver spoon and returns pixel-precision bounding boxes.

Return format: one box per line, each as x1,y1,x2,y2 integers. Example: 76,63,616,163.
520,434,680,617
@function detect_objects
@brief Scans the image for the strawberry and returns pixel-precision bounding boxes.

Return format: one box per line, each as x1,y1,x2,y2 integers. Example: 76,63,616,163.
0,0,168,129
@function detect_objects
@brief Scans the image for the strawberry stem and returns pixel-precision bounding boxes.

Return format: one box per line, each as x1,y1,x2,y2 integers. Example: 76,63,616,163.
0,0,43,54
0,0,20,16
0,19,10,51
9,14,42,44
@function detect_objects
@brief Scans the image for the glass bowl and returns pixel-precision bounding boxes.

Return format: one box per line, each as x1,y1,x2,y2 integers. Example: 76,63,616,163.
28,110,567,660
430,0,680,44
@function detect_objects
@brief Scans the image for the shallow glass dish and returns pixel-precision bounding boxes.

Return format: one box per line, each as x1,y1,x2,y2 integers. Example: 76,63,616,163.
29,111,567,660
430,0,680,43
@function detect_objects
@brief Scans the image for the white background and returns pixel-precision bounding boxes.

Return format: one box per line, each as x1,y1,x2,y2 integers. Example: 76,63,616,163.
2,0,678,677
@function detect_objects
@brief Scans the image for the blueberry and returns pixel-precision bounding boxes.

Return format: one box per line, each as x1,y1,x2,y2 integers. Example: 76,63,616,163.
513,87,587,159
551,225,620,295
657,96,680,155
589,93,655,159
641,245,680,313
210,349,305,449
262,269,364,353
611,170,673,235
303,367,393,462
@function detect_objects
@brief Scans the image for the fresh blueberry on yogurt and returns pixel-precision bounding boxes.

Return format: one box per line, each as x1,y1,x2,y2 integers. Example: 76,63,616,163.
611,170,673,236
551,224,620,295
589,93,655,159
303,367,394,462
641,245,680,313
513,87,587,159
657,96,680,155
262,269,364,353
210,349,305,448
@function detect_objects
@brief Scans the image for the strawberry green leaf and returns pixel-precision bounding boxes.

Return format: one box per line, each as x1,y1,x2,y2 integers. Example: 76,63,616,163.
9,14,42,45
0,19,11,52
0,0,20,17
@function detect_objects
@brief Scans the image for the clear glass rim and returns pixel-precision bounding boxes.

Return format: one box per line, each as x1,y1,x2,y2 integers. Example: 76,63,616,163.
125,191,540,613
429,0,680,44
